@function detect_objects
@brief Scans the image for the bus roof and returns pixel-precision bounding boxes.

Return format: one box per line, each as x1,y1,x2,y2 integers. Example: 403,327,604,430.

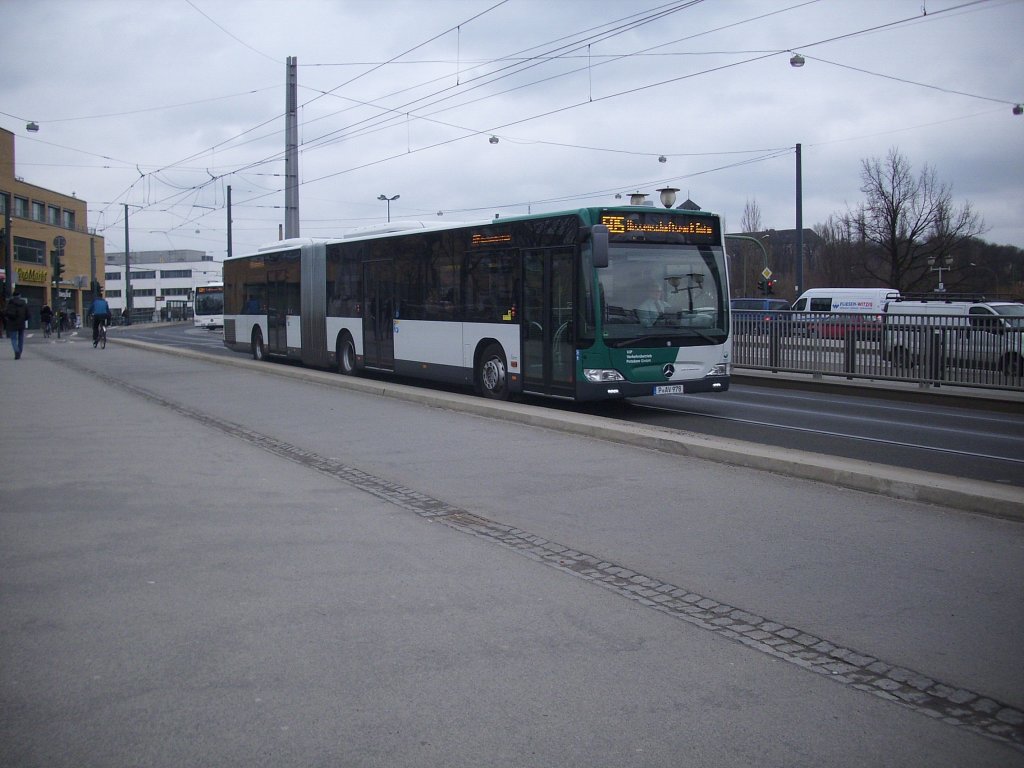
230,205,723,259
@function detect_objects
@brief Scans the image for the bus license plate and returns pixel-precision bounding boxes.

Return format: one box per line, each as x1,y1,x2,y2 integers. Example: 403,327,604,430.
654,384,685,395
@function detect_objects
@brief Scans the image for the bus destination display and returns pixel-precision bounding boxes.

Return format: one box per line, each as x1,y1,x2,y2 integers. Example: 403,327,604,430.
600,212,719,244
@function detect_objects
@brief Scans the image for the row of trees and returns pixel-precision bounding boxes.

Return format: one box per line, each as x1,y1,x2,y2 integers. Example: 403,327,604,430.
729,148,1024,301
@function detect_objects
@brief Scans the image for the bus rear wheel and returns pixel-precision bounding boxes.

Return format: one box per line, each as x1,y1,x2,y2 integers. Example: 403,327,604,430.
252,328,265,361
477,344,509,400
337,333,356,375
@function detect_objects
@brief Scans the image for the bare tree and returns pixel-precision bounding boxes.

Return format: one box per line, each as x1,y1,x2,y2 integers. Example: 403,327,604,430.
729,198,765,296
741,198,762,233
848,148,984,291
812,215,862,287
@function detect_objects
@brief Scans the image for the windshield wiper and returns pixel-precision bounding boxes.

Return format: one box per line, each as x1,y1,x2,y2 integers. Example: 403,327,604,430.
608,335,665,348
683,328,719,343
608,329,723,348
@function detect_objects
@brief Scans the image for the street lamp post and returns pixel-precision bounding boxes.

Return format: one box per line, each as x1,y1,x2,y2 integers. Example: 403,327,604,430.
928,254,953,293
656,187,679,209
377,194,399,223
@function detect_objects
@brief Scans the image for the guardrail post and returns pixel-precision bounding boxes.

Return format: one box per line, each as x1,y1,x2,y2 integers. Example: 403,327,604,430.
928,330,945,386
769,322,781,370
844,332,856,378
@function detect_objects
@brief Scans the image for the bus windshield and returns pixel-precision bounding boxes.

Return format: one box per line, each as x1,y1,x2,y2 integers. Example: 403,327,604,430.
598,243,728,345
195,288,224,315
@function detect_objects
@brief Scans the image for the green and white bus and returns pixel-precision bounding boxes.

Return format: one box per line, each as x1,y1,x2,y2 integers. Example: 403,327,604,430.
223,206,731,401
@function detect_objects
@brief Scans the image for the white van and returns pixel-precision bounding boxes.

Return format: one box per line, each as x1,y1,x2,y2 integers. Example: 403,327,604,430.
792,288,899,314
882,298,1024,375
791,288,899,339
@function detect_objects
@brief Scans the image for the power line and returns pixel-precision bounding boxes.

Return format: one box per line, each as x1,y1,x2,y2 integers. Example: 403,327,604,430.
804,53,1017,106
86,0,1016,240
184,0,281,63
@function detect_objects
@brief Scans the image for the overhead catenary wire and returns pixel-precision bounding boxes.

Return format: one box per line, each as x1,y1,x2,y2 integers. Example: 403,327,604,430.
72,0,1015,242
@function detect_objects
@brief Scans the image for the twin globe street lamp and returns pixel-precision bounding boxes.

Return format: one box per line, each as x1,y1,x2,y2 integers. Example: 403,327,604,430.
377,193,399,222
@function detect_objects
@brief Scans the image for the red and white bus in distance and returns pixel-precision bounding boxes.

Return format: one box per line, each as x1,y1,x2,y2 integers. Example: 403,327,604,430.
222,206,731,402
194,283,224,329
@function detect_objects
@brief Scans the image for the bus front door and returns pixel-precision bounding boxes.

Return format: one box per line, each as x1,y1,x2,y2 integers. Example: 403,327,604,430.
362,260,395,370
522,248,575,396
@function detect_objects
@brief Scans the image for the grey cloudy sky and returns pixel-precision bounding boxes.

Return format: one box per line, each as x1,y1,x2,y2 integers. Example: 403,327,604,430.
3,0,1022,258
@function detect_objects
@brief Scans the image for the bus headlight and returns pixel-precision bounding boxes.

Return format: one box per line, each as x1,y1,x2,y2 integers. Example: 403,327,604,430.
708,363,730,377
584,369,626,383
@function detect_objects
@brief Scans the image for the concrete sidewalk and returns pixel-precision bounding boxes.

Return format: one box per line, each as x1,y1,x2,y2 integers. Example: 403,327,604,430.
2,340,1022,766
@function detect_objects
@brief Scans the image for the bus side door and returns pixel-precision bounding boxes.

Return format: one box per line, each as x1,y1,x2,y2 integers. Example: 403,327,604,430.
267,267,290,354
363,259,395,369
522,247,575,396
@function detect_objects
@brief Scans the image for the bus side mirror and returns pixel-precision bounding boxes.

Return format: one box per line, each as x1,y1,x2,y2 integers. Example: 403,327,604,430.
582,224,609,268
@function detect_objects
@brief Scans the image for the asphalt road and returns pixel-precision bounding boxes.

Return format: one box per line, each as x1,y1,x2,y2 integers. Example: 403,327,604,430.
3,337,1022,766
624,381,1024,487
117,323,1024,488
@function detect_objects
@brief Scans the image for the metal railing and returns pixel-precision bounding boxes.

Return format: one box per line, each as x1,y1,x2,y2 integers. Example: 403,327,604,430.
731,311,1024,392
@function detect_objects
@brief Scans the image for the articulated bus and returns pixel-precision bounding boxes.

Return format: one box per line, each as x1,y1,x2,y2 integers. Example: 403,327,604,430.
194,283,224,329
222,206,731,402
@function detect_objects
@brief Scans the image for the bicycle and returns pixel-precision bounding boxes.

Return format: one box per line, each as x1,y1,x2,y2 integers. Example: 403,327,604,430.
94,318,108,349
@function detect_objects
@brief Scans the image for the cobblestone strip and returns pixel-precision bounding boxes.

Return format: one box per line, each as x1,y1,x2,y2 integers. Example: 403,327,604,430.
58,352,1024,753
436,514,1024,751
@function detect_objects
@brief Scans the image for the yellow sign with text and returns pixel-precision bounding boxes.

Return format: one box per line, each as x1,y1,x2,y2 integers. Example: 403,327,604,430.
17,267,49,284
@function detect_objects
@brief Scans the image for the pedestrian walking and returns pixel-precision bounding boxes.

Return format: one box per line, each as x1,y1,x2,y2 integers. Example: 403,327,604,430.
4,291,31,359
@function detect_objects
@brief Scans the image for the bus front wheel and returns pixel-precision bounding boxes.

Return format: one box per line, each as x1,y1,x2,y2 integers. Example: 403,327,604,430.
477,344,509,400
337,333,357,375
252,328,265,361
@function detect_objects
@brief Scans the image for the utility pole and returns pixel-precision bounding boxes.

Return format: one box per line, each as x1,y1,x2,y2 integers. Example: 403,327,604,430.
2,191,12,299
226,185,233,260
124,204,132,325
284,56,300,238
89,237,96,297
795,143,804,296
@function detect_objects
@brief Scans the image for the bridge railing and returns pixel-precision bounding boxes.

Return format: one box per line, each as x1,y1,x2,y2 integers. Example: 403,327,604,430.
730,310,1024,392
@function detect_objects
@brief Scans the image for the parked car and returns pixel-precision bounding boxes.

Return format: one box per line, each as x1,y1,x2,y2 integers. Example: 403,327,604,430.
730,298,791,335
882,298,1024,375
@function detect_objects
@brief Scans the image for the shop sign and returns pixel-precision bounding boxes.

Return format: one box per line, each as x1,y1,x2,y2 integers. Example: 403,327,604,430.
17,267,48,284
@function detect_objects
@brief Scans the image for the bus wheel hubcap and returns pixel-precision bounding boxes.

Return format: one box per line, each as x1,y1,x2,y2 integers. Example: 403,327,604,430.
483,358,504,390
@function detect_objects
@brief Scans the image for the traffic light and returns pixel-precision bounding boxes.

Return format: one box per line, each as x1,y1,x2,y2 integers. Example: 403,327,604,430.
767,279,776,294
53,257,66,284
758,278,767,294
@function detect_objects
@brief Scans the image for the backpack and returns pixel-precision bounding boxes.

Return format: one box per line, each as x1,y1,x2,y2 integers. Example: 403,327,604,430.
5,299,27,325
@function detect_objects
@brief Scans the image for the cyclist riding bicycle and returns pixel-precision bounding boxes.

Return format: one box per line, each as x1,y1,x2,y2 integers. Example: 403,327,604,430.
40,304,54,337
89,291,111,347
